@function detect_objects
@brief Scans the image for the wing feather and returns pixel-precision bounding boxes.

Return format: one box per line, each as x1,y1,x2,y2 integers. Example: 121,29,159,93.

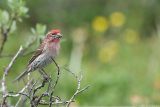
28,42,45,65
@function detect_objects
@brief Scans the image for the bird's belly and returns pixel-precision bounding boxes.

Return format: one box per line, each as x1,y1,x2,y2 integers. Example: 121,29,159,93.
38,56,52,68
30,54,53,71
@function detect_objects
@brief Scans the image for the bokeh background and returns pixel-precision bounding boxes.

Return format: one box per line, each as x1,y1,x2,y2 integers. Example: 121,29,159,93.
1,0,160,106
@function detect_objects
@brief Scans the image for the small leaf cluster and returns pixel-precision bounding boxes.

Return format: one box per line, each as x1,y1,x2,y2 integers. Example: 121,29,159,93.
0,0,28,33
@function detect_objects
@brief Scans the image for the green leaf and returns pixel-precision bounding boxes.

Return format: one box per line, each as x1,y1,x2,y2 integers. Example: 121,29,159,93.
0,10,9,25
7,0,28,19
8,0,19,11
36,23,47,35
10,21,17,33
31,28,36,34
19,6,28,16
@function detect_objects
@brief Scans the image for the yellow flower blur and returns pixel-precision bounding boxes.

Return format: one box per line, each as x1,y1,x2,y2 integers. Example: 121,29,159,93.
98,40,119,63
110,12,125,27
124,29,140,44
92,16,109,32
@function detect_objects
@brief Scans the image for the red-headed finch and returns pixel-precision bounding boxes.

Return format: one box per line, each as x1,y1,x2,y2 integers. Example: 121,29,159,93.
15,29,62,81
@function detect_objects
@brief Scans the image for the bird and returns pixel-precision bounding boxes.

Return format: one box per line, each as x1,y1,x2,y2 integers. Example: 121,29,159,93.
15,29,62,81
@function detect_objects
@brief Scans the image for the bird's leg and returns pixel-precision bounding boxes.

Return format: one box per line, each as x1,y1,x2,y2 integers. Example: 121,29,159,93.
41,69,49,77
42,68,51,80
38,69,52,96
41,69,52,93
38,69,44,75
38,69,50,81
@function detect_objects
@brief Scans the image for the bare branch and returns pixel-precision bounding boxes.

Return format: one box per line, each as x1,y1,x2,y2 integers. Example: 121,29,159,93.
64,69,90,107
28,76,50,107
49,58,60,107
0,37,36,58
9,80,33,100
39,100,73,105
51,58,60,90
33,78,48,95
4,46,23,75
1,44,89,107
1,46,23,107
0,17,15,55
1,79,32,107
1,74,8,107
66,79,90,107
0,50,35,58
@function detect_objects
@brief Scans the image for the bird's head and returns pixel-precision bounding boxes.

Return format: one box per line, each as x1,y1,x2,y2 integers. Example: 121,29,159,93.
46,29,62,43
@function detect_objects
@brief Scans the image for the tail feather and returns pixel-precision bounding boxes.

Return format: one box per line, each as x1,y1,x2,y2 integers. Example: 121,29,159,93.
14,70,29,81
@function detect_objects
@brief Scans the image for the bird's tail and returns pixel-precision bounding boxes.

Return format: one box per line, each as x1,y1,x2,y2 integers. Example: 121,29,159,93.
14,70,29,81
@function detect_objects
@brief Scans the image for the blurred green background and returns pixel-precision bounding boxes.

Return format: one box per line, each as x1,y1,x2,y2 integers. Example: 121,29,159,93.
1,0,160,106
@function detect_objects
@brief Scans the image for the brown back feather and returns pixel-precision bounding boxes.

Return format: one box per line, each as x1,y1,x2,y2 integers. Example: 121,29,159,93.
28,42,45,65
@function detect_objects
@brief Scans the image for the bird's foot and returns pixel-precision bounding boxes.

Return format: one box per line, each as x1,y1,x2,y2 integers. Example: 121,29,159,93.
43,74,51,82
43,91,50,96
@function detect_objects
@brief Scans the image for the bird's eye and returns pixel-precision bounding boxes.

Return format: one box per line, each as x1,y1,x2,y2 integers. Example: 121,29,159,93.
51,34,56,38
51,33,56,37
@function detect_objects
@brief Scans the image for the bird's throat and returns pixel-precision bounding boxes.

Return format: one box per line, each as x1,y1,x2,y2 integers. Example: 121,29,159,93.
52,38,60,43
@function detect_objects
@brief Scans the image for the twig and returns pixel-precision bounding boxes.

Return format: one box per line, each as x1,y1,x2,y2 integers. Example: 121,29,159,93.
51,58,60,90
1,73,8,106
33,79,47,95
1,79,32,107
49,58,60,107
6,82,31,99
49,92,53,107
1,46,23,107
15,96,27,107
0,17,15,55
39,100,73,105
0,50,35,58
16,81,32,106
4,46,23,75
0,36,37,59
65,69,90,107
64,67,78,79
29,77,49,107
23,37,37,53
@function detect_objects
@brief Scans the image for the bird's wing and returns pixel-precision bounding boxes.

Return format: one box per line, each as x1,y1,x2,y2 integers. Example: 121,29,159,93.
28,42,45,65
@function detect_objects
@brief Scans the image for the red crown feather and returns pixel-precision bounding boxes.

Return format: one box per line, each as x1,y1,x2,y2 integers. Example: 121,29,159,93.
50,29,61,34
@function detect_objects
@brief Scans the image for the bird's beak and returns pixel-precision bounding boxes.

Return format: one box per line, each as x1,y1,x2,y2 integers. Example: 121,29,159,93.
57,33,62,38
58,34,62,38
